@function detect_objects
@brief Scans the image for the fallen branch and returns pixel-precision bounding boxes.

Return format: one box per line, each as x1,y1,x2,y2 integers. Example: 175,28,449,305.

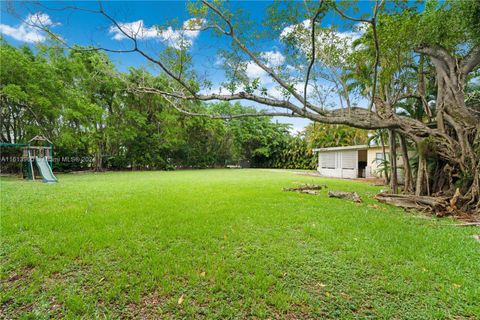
328,191,362,203
446,223,480,227
374,193,460,217
283,184,325,195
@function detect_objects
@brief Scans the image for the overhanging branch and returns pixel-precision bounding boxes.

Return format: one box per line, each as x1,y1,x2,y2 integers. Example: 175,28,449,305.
461,45,480,74
304,0,325,110
414,43,455,70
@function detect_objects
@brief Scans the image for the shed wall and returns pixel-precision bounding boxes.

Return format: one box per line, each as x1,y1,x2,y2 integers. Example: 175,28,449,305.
317,150,358,178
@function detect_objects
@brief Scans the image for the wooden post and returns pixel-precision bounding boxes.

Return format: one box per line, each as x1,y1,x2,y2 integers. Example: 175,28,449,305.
48,144,53,170
27,149,35,181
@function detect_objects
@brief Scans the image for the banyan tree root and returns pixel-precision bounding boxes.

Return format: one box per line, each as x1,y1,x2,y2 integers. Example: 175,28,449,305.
328,191,362,203
374,192,463,217
283,184,326,195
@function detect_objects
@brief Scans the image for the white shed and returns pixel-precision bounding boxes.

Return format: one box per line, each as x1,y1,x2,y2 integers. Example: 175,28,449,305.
313,145,369,179
313,144,405,180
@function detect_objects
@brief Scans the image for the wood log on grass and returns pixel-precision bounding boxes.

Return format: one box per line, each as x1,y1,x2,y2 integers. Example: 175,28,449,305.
283,184,326,195
328,191,362,203
374,193,460,217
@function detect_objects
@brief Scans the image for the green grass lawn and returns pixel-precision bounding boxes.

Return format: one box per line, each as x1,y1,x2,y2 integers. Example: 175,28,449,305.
1,169,479,319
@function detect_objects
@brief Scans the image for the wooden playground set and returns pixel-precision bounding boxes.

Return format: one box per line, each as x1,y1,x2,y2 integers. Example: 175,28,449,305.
0,135,57,182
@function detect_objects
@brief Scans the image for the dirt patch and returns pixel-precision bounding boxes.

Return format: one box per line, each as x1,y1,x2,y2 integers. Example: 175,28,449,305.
263,169,385,186
353,177,385,185
124,291,172,319
307,281,328,294
2,266,36,287
1,301,34,318
294,171,385,186
352,304,375,316
268,304,318,320
49,296,63,313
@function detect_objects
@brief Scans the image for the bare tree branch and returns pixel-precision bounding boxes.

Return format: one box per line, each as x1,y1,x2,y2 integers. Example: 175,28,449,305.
23,1,450,134
155,94,300,119
332,4,371,23
304,0,324,110
134,86,304,113
201,0,323,113
333,0,384,111
461,44,480,74
369,0,383,111
133,85,401,130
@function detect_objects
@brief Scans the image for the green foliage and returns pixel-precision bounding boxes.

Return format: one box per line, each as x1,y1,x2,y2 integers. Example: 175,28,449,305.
1,35,367,173
0,40,310,171
261,133,317,170
373,156,390,178
416,0,480,52
305,122,368,150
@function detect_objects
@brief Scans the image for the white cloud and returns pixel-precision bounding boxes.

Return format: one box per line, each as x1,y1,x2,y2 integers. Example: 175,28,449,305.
109,18,205,49
265,85,284,100
240,51,293,102
244,50,285,79
280,19,365,53
280,19,311,39
245,62,267,79
109,20,157,40
260,50,285,67
293,82,315,95
181,18,204,38
354,21,369,33
25,12,57,27
0,12,58,43
263,82,316,102
198,82,224,95
207,50,287,102
214,55,225,66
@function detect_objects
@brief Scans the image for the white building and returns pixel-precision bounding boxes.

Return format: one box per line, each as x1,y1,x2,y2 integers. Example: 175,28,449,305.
313,145,397,179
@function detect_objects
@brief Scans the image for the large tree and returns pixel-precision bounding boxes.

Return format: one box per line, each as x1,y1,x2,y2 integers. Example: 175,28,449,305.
23,0,480,214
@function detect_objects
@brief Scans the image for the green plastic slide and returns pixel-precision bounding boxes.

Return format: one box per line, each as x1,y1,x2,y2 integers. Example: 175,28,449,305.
35,156,57,183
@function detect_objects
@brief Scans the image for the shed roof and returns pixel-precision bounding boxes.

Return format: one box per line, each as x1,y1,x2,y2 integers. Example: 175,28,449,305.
0,142,30,147
312,144,386,152
29,135,52,145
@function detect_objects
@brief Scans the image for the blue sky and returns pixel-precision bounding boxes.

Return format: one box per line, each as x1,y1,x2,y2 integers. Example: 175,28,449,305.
0,1,384,132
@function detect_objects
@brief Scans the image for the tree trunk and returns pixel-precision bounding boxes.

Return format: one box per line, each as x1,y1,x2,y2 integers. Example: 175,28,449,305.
95,149,103,171
417,54,432,121
411,44,480,211
388,129,398,194
415,141,428,196
379,130,389,184
399,134,413,193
